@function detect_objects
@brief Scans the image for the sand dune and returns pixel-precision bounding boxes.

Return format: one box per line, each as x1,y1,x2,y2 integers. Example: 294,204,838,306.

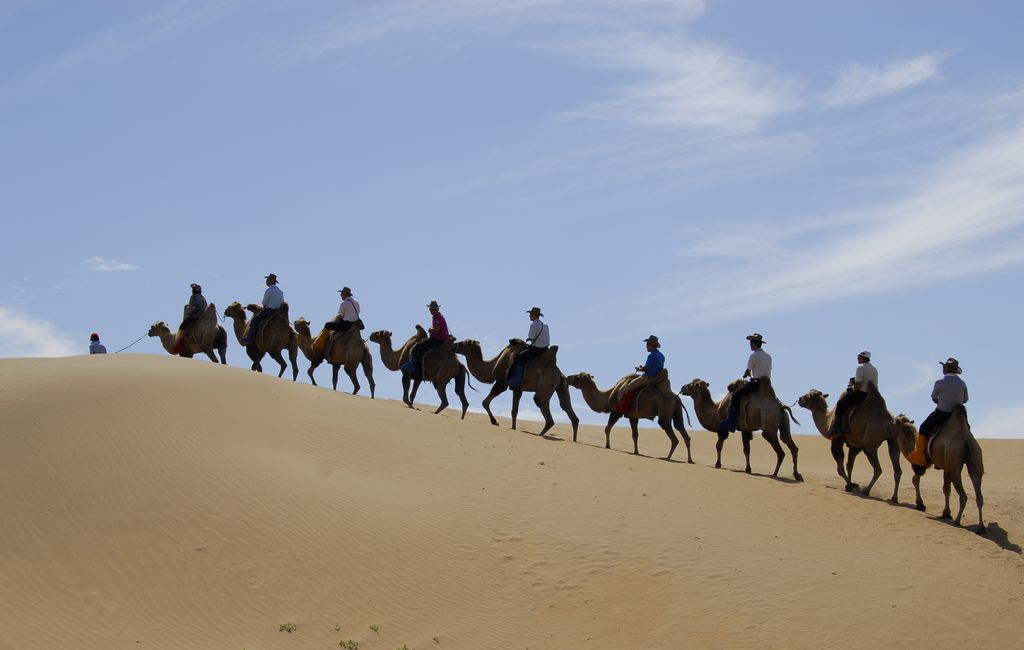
1,355,1022,649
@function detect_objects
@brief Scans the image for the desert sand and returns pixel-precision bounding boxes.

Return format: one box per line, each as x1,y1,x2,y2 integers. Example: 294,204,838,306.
1,354,1022,649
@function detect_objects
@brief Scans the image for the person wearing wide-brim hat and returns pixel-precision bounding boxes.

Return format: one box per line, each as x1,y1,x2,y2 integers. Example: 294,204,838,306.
241,273,284,345
174,283,209,354
826,350,879,439
313,287,363,357
907,357,970,466
718,333,773,434
507,307,551,389
402,300,451,380
612,335,670,414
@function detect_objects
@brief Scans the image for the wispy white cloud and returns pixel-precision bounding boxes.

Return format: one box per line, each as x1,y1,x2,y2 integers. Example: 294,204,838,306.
670,121,1024,324
0,306,78,357
86,256,140,272
559,33,802,132
823,52,948,108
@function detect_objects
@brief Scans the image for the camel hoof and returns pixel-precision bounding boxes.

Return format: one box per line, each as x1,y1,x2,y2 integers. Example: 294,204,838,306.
605,444,611,449
976,525,988,536
845,483,858,492
887,497,899,505
916,502,926,512
687,459,694,464
746,468,753,475
794,473,804,482
860,487,871,496
714,462,722,469
939,512,952,520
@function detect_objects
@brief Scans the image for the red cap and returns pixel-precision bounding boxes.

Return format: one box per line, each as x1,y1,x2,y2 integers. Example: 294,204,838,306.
90,333,99,341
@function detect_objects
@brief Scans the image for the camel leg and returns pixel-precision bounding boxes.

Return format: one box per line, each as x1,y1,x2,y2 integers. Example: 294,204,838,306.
715,432,727,469
511,389,523,430
966,459,986,534
268,349,288,378
202,347,218,363
940,472,953,520
332,364,341,391
845,447,862,492
861,446,884,497
456,370,469,420
761,430,785,478
307,359,320,386
886,437,902,504
217,344,227,364
410,378,423,404
950,464,969,526
741,431,753,474
659,416,678,460
830,438,850,486
779,426,802,482
401,372,413,408
672,408,693,463
605,413,624,449
432,380,450,415
556,383,581,443
535,393,555,436
912,466,926,511
629,418,641,455
360,354,376,399
344,361,360,395
289,345,299,381
482,383,506,427
247,346,263,373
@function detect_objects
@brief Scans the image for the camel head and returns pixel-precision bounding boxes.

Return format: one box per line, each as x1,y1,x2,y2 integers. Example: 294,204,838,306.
891,414,918,455
678,379,710,399
293,317,311,334
368,330,392,344
147,321,170,337
452,339,481,356
565,372,595,390
224,302,246,320
726,378,747,393
797,389,829,411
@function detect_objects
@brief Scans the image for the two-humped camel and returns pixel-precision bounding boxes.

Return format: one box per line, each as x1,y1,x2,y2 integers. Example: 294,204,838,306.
565,372,692,462
798,385,902,501
679,378,802,481
293,318,376,397
224,302,299,380
148,304,227,364
368,328,471,418
892,410,986,534
453,339,579,439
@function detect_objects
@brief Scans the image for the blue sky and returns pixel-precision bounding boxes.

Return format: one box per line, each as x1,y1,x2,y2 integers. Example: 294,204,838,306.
2,0,1022,437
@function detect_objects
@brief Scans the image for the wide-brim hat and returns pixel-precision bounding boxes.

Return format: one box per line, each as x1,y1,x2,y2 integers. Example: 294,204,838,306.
643,335,661,348
941,357,962,374
264,273,278,282
858,350,871,360
526,307,544,317
427,300,440,310
746,333,765,344
338,287,353,295
191,283,202,291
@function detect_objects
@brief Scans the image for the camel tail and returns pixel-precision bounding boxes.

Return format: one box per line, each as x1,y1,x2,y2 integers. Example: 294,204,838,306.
677,397,692,428
781,404,800,427
464,367,477,393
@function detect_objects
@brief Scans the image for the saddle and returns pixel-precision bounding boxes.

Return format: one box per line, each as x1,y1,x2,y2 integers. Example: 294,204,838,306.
326,326,361,357
242,303,290,344
419,337,457,381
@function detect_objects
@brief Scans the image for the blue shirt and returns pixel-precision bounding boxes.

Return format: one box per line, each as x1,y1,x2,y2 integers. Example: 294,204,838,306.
262,284,285,309
643,349,665,377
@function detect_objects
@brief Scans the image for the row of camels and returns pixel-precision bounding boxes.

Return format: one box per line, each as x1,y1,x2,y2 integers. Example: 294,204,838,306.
147,312,986,534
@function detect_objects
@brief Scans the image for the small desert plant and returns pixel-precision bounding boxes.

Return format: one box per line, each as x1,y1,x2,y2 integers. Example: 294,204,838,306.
279,622,297,633
335,623,342,631
370,624,380,634
339,641,360,650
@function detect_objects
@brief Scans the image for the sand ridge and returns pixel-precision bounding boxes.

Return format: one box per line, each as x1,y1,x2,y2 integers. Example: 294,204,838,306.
1,354,1022,649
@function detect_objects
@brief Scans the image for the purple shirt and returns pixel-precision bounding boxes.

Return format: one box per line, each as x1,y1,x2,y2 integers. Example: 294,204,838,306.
431,312,449,340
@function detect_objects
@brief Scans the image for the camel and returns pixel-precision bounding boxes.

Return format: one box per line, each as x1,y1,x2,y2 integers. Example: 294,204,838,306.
369,328,471,418
892,410,986,534
453,339,580,439
223,301,299,380
148,304,227,364
293,318,376,397
565,372,691,461
679,378,802,481
797,386,902,501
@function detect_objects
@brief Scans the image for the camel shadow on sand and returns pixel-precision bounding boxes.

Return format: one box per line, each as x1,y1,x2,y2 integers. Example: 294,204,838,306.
722,466,801,485
923,517,1020,553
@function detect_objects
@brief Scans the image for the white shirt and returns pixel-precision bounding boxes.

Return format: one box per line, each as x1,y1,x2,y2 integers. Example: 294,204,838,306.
262,284,284,309
338,297,361,322
528,319,550,347
747,348,772,379
854,361,878,391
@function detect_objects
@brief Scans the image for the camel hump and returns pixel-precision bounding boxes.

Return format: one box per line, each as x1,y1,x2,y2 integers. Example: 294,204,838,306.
509,338,526,346
279,302,290,317
545,345,558,359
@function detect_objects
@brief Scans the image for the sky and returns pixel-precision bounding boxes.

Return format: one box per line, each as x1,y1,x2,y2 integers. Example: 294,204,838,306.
1,0,1022,437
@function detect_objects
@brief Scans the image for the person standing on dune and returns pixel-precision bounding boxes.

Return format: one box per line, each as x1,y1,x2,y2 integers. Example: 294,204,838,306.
88,333,106,354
